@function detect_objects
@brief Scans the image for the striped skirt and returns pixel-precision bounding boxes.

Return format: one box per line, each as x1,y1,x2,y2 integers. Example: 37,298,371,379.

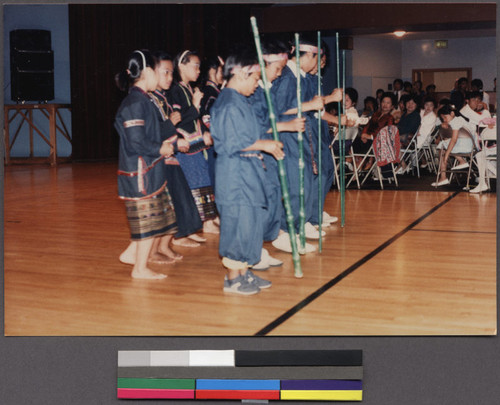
124,189,178,241
191,186,217,222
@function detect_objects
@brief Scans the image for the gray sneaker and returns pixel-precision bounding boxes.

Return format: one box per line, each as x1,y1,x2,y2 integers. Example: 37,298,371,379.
245,270,272,289
223,275,260,295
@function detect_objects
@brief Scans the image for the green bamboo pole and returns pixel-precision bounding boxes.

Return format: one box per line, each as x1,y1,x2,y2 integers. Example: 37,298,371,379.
250,17,303,278
317,31,323,252
336,33,346,228
295,33,306,251
341,49,346,227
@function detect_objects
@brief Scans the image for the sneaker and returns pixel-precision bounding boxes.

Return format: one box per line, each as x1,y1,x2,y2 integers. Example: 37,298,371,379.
223,275,260,295
245,270,272,289
305,222,326,239
262,248,283,267
323,211,338,224
469,183,489,194
271,232,316,254
251,259,269,271
431,178,450,187
451,162,469,171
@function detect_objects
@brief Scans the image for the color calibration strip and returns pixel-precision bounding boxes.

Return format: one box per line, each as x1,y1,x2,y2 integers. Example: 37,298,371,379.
117,350,363,401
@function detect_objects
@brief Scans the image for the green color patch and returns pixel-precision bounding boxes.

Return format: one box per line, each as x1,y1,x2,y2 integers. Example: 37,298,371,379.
117,378,195,389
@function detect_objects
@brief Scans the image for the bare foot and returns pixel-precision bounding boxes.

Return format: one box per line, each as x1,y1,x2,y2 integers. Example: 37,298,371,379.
203,219,220,234
119,242,136,265
157,246,183,261
131,267,167,279
148,252,176,265
172,237,200,247
187,233,206,242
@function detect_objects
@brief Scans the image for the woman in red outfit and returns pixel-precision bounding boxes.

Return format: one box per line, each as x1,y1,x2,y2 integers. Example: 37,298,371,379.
352,92,396,170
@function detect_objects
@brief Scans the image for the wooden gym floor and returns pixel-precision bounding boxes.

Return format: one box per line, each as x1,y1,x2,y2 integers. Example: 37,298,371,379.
3,162,496,336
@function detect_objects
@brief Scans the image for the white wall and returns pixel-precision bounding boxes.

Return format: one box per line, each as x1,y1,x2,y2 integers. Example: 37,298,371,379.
402,36,496,92
352,37,403,108
350,35,496,110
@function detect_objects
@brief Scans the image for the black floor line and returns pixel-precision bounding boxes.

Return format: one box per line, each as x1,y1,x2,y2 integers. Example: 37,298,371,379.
411,228,496,235
255,191,461,336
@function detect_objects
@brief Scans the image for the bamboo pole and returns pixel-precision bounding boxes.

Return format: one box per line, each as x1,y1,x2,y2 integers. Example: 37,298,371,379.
295,33,306,251
317,31,323,252
341,49,346,227
336,33,346,227
250,17,303,278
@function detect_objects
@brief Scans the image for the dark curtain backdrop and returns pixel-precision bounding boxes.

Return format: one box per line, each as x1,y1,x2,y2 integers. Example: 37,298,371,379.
68,4,259,160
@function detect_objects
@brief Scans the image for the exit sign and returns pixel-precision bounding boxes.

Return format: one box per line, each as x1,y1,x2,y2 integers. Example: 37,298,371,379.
434,40,448,49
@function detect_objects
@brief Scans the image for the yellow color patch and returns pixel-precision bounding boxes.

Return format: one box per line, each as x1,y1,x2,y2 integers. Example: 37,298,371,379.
280,390,362,401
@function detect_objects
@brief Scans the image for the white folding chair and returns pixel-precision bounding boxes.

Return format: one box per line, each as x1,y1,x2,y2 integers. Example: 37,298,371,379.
398,126,421,177
418,125,441,175
368,125,400,189
435,127,478,190
479,125,497,188
331,126,361,190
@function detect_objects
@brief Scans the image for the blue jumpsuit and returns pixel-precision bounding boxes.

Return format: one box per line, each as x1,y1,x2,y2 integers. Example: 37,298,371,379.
305,73,335,225
248,84,281,242
211,88,268,266
271,64,315,233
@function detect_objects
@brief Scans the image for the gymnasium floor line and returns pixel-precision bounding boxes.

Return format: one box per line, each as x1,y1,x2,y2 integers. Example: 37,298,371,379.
410,229,496,234
254,190,461,336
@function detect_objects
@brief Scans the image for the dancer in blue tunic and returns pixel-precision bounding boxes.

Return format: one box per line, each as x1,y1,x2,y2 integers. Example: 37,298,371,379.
269,37,325,253
115,50,177,280
306,47,341,228
248,38,305,269
211,50,285,295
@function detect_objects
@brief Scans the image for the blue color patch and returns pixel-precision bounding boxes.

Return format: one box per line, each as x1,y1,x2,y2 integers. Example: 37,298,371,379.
196,379,280,390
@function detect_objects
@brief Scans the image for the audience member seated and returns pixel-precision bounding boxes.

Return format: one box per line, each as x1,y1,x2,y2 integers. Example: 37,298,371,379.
471,117,496,193
412,80,426,100
425,84,437,102
393,78,408,104
398,94,421,147
431,104,477,187
375,88,384,108
359,96,377,119
395,94,422,174
403,81,413,95
460,91,491,124
413,97,439,170
352,92,396,170
471,78,490,110
396,94,411,113
417,96,438,149
333,87,368,171
450,77,468,111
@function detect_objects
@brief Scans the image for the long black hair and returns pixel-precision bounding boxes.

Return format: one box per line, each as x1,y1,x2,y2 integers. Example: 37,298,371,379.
115,49,156,92
200,55,223,85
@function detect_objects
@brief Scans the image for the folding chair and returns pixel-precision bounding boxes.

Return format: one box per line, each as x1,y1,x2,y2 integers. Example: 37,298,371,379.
368,125,400,189
434,127,478,190
398,126,421,177
479,125,497,189
331,126,361,190
418,124,441,175
346,134,384,189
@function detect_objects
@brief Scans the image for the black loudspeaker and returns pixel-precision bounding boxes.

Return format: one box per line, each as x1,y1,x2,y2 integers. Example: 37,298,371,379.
10,29,54,102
